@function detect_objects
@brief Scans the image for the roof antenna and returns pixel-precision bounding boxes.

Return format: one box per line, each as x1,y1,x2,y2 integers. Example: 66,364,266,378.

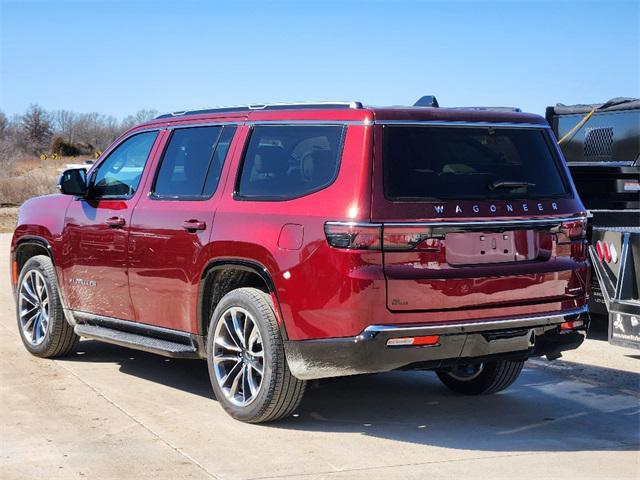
414,95,439,108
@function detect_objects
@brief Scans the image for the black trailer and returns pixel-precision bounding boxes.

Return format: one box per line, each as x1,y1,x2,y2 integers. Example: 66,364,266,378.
546,98,640,349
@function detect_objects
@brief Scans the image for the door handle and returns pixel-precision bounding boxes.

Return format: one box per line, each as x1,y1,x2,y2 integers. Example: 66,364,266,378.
105,216,126,228
181,219,206,231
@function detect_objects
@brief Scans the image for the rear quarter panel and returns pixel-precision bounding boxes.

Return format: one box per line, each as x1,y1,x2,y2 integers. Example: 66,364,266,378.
210,123,379,340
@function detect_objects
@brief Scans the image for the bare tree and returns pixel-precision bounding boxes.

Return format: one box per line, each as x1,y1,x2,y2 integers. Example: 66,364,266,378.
53,110,77,143
20,104,52,153
121,109,158,130
0,111,7,138
0,105,158,160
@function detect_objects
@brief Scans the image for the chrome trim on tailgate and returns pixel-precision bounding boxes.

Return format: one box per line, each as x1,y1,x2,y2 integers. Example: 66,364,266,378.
327,216,586,229
382,216,587,228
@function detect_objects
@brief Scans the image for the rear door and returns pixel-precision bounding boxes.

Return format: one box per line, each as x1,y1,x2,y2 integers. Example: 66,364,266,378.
372,123,589,313
127,124,239,332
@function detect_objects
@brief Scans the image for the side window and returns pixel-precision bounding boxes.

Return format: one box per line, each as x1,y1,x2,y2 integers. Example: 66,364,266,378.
153,125,236,199
237,125,344,200
91,131,158,199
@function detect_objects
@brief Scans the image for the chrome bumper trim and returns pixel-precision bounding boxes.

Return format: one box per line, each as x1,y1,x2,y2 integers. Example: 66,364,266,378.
364,306,588,336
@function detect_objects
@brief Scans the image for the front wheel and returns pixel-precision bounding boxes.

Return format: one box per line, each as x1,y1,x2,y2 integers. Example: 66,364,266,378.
436,359,525,395
16,255,79,357
206,287,306,423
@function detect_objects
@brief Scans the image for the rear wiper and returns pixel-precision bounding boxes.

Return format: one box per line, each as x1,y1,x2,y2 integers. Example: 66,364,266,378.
487,180,536,191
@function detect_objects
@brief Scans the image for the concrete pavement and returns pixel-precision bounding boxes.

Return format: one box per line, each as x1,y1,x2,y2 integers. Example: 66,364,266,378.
1,233,638,479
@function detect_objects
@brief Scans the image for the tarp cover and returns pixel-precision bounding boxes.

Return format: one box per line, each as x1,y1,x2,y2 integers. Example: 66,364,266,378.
550,97,640,115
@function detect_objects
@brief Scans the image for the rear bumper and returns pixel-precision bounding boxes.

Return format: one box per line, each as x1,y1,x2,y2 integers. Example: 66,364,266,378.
284,306,588,380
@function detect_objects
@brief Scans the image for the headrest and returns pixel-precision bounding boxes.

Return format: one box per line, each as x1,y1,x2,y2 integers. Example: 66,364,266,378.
310,149,336,183
255,145,287,176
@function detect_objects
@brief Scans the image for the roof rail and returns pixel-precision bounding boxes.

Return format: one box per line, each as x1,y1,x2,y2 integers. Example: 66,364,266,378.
412,95,521,112
450,106,522,113
155,101,363,119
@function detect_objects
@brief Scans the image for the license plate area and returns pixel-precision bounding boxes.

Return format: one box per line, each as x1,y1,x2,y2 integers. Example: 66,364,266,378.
445,230,539,265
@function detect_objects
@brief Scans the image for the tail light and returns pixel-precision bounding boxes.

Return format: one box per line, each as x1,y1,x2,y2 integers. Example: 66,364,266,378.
571,241,588,259
560,219,586,241
561,320,584,331
382,226,443,251
324,222,443,252
559,218,588,260
324,223,381,250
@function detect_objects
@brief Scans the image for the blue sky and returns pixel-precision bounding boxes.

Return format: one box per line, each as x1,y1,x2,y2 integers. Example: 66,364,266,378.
1,0,638,118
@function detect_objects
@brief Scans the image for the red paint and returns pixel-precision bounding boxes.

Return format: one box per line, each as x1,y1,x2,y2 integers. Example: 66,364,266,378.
10,105,590,342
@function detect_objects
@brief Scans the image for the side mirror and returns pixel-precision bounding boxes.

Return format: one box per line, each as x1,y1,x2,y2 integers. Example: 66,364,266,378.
58,168,88,196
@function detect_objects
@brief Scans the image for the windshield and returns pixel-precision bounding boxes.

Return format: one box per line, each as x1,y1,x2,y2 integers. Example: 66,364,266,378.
383,126,570,201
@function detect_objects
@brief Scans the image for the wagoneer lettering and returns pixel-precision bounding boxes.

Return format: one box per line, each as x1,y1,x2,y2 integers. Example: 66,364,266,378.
10,98,590,423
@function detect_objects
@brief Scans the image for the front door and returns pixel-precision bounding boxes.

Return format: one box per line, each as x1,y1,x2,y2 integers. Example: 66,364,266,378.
128,125,239,332
61,130,161,320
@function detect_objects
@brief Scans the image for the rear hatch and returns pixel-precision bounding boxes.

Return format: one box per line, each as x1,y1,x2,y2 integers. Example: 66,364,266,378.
372,122,588,312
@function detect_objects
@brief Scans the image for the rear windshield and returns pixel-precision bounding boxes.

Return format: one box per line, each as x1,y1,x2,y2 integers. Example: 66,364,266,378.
383,126,570,201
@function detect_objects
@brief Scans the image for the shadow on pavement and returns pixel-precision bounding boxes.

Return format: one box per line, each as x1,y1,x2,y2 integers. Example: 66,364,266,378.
64,338,640,453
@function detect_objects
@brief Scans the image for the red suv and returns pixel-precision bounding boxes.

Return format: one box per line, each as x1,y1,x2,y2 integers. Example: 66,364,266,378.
10,100,590,423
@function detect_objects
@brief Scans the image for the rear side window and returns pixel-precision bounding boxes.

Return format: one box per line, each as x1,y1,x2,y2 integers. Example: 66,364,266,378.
237,125,344,200
153,125,236,199
383,126,570,201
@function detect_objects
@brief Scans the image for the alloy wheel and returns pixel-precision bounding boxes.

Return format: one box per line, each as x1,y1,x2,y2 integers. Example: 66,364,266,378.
212,307,264,407
448,363,484,381
19,270,50,346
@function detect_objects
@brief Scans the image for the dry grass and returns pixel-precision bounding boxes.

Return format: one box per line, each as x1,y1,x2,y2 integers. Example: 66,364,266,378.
0,207,19,233
0,155,90,232
0,155,77,206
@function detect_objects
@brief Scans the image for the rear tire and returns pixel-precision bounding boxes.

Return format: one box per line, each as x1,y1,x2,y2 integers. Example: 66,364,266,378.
206,287,306,423
436,359,524,395
16,255,79,358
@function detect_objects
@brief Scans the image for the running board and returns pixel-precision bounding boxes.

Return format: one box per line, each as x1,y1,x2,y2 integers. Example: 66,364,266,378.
74,324,200,359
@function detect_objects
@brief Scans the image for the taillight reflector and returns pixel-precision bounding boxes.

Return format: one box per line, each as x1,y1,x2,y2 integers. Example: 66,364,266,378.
609,243,618,263
11,260,18,286
386,335,440,347
596,240,618,264
560,320,584,331
602,241,611,263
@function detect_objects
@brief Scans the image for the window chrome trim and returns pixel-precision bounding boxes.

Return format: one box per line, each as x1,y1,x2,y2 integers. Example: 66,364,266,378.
162,120,370,128
248,120,369,126
374,120,549,129
166,122,243,129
